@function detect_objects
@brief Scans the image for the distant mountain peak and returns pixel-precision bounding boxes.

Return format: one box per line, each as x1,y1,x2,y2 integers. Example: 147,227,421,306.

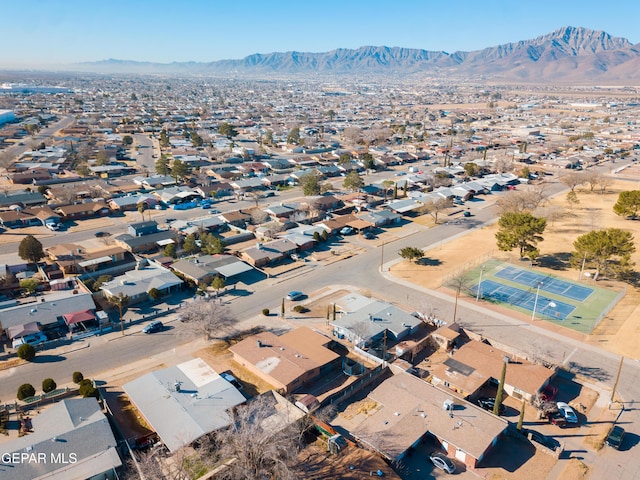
73,27,640,83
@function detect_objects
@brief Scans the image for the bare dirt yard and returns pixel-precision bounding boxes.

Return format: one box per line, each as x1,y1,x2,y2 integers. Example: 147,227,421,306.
390,179,640,359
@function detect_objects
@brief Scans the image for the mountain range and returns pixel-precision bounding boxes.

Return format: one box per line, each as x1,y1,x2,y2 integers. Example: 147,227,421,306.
75,27,640,83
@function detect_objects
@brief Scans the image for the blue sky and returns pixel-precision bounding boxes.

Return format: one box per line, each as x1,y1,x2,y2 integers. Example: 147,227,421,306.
3,0,639,67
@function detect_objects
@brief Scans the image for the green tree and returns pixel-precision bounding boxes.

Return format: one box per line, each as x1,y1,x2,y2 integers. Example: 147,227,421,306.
495,212,546,258
108,293,130,336
464,162,479,177
613,190,640,219
281,298,285,318
201,233,225,254
342,170,364,191
18,235,45,265
211,276,226,295
155,155,170,176
264,129,274,146
218,122,238,140
122,135,133,146
320,230,329,242
17,344,36,361
517,399,526,431
19,278,39,296
493,359,507,416
137,202,148,221
566,190,579,206
72,371,84,384
570,228,636,281
183,234,200,255
398,247,424,263
300,172,322,196
159,129,170,148
95,150,110,166
42,378,57,393
79,379,99,399
76,163,91,177
286,126,301,145
190,131,203,147
171,159,191,182
17,383,36,400
163,242,177,258
148,287,162,301
361,153,375,170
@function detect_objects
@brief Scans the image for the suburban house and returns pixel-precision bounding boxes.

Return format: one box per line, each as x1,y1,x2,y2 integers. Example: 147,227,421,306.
331,293,422,347
229,326,340,393
122,358,245,453
55,201,111,220
45,243,135,276
108,194,157,212
0,398,122,480
128,220,159,237
114,229,177,254
358,209,402,227
0,190,46,208
351,370,508,469
0,287,98,340
241,238,297,267
218,210,251,228
0,210,40,228
170,254,253,285
429,340,556,402
23,205,61,226
133,174,176,189
99,264,183,305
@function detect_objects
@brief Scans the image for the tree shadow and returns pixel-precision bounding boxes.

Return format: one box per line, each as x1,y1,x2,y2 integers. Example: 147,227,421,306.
31,354,67,363
417,257,443,266
565,362,611,382
538,252,571,271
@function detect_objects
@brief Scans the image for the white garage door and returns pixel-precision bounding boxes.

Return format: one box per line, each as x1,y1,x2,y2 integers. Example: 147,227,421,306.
455,448,466,462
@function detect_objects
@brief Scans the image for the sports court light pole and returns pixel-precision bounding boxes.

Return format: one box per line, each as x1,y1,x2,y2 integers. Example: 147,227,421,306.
476,266,485,302
531,282,542,321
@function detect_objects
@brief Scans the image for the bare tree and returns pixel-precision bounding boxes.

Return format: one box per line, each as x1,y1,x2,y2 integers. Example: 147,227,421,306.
583,170,603,193
495,188,547,215
214,394,303,480
598,175,612,194
179,298,236,341
494,156,513,174
419,197,453,224
250,208,269,225
559,170,584,193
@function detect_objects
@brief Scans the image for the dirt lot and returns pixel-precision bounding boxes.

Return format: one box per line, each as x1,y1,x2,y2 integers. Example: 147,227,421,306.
390,180,640,359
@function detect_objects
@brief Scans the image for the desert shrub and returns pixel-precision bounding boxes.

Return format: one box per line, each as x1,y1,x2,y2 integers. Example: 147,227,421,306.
16,344,36,361
262,308,270,316
72,371,84,384
292,305,309,313
17,384,36,400
42,378,57,393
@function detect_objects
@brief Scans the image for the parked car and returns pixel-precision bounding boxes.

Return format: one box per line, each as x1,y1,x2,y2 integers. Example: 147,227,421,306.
287,291,304,301
45,222,60,231
540,384,558,402
209,209,220,214
142,321,164,334
526,429,561,451
477,397,505,415
221,372,243,390
548,412,567,427
340,227,354,235
556,402,578,424
12,332,47,349
606,425,625,449
429,451,455,474
94,231,110,238
362,231,376,240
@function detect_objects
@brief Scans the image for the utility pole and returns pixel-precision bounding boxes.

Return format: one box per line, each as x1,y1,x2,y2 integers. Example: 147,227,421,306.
611,356,624,404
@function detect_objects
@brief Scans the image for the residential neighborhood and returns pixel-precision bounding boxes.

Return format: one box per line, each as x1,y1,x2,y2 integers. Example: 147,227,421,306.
1,57,640,480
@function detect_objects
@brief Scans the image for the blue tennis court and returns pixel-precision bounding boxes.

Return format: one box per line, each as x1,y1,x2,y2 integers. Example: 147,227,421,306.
474,280,576,320
495,266,594,301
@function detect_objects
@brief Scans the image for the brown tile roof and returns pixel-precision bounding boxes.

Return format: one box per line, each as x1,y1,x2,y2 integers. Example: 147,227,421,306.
352,371,508,460
229,326,339,388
